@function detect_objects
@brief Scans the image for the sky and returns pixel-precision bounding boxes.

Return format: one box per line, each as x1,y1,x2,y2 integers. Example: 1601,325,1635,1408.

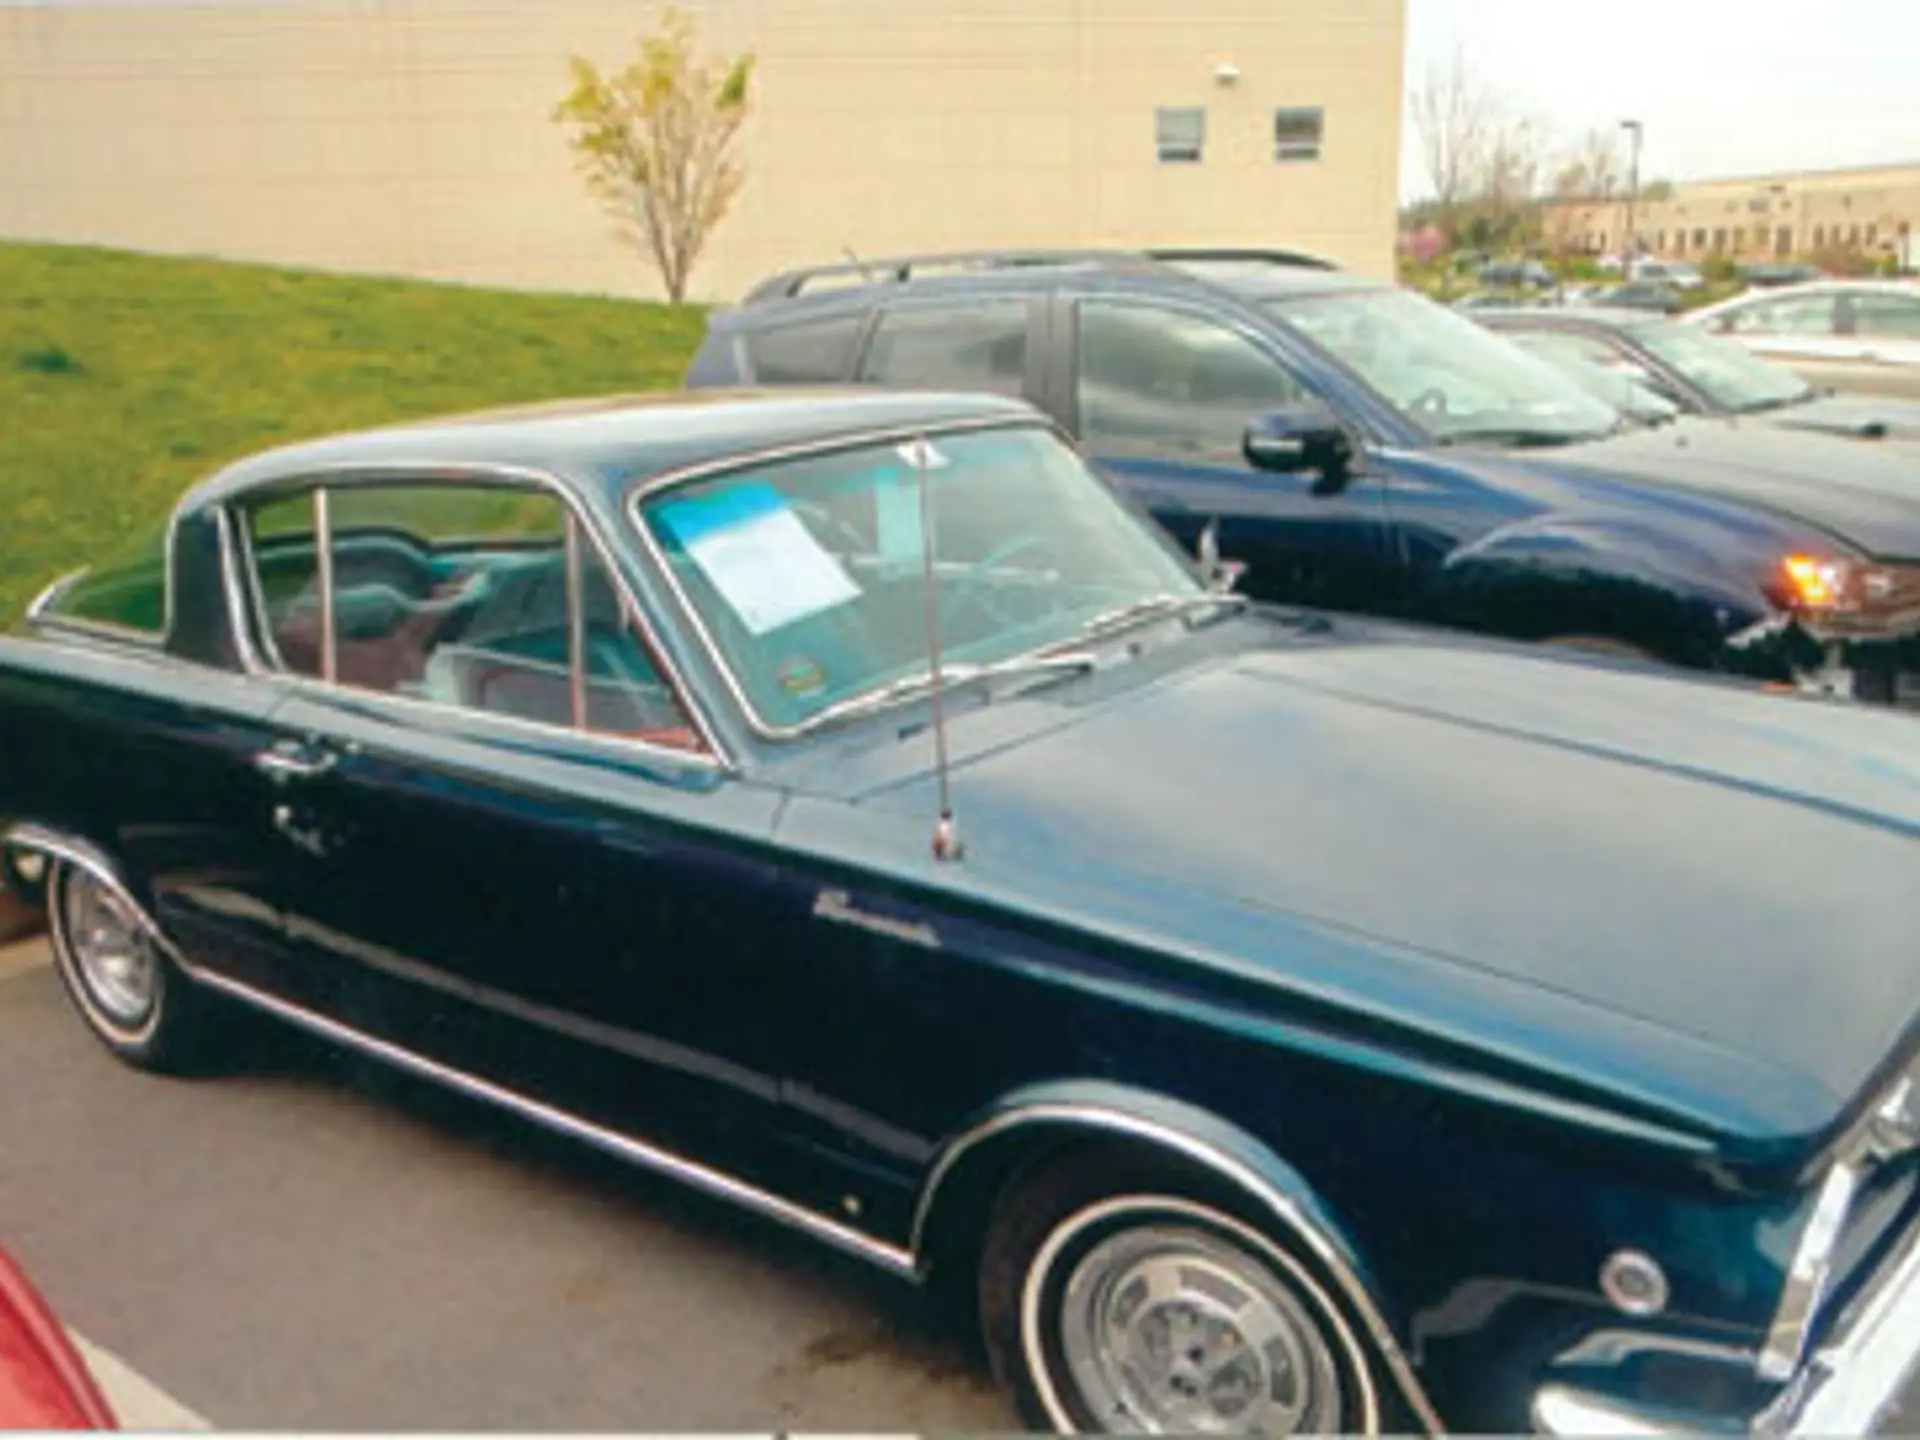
1401,0,1920,200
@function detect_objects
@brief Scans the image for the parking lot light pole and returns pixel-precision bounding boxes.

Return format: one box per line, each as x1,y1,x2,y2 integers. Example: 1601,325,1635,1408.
1621,119,1643,280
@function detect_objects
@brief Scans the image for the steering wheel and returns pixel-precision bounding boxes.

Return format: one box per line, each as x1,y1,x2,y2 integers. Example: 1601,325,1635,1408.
943,535,1061,631
1408,387,1451,421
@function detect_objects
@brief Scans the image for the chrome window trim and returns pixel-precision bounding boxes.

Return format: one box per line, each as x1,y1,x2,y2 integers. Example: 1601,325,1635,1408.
0,822,910,1276
25,570,87,623
219,458,732,769
909,1102,1448,1436
27,505,184,648
564,514,589,730
313,487,338,684
624,413,1112,744
211,502,268,674
265,665,726,777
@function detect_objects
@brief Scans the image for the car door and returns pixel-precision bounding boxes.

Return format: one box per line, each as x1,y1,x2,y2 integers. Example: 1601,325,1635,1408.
1065,295,1394,612
226,473,796,1179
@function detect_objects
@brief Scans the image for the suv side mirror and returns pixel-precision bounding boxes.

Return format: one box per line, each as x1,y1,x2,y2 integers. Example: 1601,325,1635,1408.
1244,405,1357,480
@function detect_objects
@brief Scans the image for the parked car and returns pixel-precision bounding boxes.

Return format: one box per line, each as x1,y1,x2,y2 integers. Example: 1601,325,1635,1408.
1478,259,1555,289
1477,327,1684,428
1630,259,1705,291
8,390,1920,1437
1687,280,1920,399
0,1244,116,1430
692,249,1920,705
1473,305,1920,443
1587,280,1684,314
1452,290,1540,311
1736,262,1827,290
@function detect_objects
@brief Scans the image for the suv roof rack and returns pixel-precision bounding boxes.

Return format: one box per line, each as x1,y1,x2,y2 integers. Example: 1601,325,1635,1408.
740,245,1340,304
1143,247,1341,272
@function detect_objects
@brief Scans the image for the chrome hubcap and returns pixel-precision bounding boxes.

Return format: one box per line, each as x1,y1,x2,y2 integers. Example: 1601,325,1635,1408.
1059,1226,1340,1435
62,872,159,1028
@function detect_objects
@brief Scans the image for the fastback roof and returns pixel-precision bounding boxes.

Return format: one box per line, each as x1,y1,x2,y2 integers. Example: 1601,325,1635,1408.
181,388,1039,515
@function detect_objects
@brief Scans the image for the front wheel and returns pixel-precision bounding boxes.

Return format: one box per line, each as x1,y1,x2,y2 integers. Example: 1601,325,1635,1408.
47,860,223,1073
979,1154,1376,1435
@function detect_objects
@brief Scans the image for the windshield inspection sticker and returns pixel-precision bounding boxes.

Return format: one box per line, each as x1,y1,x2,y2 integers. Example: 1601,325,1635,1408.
653,482,860,636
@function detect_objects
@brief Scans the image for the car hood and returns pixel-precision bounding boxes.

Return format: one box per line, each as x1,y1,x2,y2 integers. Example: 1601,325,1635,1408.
808,629,1920,1157
1768,392,1920,445
1544,418,1920,560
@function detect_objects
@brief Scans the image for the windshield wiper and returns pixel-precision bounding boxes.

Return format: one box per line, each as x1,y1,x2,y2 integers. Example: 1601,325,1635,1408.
797,651,1103,733
1735,390,1818,415
1075,591,1250,641
1437,427,1593,449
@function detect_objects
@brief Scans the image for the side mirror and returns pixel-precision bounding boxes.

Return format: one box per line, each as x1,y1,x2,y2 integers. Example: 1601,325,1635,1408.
1243,405,1357,480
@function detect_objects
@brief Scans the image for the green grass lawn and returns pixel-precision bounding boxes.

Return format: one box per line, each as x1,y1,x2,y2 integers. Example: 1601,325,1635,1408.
0,243,706,621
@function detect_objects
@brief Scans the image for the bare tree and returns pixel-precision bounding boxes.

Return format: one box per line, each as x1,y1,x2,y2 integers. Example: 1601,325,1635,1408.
1553,127,1623,200
553,8,754,302
1409,47,1496,255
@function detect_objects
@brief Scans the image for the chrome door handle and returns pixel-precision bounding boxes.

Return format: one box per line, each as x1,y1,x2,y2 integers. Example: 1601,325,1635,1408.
270,803,331,858
254,746,337,782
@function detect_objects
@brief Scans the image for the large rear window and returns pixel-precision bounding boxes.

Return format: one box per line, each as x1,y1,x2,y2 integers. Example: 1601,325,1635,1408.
40,522,170,637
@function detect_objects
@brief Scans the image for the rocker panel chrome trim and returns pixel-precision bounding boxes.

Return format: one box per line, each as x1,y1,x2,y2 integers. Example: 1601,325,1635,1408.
0,824,912,1278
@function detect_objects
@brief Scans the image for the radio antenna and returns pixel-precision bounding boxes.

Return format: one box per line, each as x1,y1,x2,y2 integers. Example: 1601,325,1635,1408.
911,434,963,862
842,245,877,285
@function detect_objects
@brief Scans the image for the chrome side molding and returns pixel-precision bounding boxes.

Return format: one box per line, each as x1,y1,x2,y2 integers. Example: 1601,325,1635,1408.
0,823,911,1278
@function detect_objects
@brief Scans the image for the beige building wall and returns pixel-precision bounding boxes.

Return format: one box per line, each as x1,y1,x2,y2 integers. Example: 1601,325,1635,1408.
0,0,1406,303
1541,160,1920,264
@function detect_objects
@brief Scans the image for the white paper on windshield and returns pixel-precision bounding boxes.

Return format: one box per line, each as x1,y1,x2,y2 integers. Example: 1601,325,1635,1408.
655,482,860,636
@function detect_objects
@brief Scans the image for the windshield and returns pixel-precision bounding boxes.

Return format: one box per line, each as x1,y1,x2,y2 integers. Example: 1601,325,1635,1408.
1503,332,1682,425
635,425,1204,732
1267,287,1620,445
1632,320,1814,412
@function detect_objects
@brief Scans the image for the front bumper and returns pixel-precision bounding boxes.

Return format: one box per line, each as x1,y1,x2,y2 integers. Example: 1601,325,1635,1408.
1533,1220,1920,1435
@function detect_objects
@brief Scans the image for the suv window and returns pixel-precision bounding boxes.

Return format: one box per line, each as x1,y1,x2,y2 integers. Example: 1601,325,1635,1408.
747,313,864,383
43,522,170,637
1076,300,1309,465
241,482,697,744
857,299,1030,398
1852,291,1920,340
1721,293,1835,336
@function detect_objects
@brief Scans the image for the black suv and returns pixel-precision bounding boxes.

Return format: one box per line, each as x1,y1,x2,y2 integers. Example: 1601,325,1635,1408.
686,248,1920,704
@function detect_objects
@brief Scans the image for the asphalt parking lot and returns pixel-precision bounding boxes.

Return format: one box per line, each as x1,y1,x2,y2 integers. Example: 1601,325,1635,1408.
5,930,1918,1434
0,939,1014,1431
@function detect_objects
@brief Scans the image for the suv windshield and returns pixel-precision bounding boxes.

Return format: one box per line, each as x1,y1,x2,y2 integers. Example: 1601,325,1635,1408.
1266,287,1619,445
1632,319,1814,412
634,425,1206,733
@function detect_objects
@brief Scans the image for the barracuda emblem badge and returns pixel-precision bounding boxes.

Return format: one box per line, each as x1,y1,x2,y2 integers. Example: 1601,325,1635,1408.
811,889,941,950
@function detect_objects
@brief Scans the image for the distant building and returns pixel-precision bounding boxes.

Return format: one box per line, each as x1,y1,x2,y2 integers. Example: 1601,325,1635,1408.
1540,159,1920,265
0,0,1407,302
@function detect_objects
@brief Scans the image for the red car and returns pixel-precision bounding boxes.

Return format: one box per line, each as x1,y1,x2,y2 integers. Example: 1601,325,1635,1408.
0,1246,115,1430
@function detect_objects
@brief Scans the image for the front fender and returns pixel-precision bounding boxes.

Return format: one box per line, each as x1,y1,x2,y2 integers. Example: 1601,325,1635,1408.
1431,511,1776,668
910,1077,1446,1434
